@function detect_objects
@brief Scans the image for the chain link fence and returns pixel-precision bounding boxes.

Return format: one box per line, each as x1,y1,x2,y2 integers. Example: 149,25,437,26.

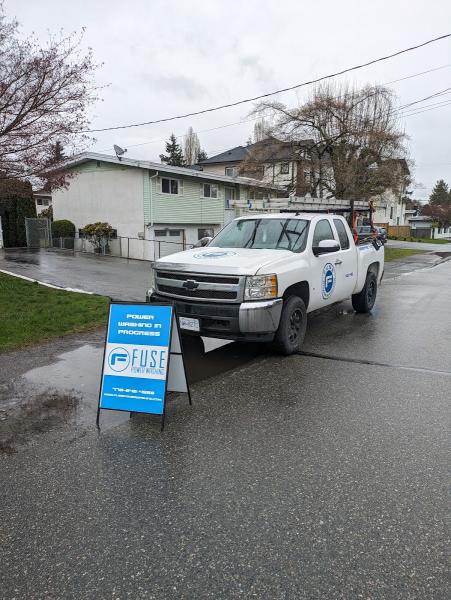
46,235,188,261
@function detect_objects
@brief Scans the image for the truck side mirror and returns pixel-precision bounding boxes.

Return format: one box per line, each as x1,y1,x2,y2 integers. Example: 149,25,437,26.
193,236,212,248
313,239,340,256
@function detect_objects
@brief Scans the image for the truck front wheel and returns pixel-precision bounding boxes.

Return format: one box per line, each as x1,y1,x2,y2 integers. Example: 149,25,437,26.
274,296,307,355
352,271,377,313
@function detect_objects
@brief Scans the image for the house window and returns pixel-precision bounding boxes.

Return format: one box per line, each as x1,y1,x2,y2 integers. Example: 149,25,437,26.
96,160,101,168
248,190,265,201
225,166,238,177
390,207,393,220
224,187,236,209
203,183,218,198
198,228,214,239
43,199,49,206
36,198,43,205
280,162,289,174
161,177,180,194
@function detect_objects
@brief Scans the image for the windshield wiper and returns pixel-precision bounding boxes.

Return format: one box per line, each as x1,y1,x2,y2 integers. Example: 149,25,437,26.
244,219,261,248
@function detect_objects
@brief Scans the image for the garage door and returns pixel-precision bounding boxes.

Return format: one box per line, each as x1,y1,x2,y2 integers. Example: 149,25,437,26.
154,228,185,258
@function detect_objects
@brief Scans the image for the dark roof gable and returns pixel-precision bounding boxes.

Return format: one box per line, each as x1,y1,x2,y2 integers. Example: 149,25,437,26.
199,146,249,164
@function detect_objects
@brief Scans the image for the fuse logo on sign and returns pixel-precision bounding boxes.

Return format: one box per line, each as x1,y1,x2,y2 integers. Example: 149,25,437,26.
108,347,130,372
97,303,191,428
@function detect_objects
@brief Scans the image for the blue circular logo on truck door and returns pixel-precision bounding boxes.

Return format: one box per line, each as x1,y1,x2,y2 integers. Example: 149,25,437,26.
322,263,336,299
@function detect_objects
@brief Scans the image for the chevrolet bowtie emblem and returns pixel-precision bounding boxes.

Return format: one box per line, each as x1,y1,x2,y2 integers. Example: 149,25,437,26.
183,279,199,291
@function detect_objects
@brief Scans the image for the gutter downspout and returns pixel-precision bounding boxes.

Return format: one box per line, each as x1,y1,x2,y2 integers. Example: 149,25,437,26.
149,170,159,227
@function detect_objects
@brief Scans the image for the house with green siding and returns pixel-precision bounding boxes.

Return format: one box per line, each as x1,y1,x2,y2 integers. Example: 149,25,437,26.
51,152,283,259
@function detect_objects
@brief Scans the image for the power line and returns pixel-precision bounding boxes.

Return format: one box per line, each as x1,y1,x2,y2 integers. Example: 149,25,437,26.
98,76,451,155
84,33,451,133
399,99,451,117
385,63,451,85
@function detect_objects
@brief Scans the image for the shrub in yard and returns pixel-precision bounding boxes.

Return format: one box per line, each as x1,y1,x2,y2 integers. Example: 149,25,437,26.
82,222,114,252
0,179,36,247
40,206,53,221
52,219,75,238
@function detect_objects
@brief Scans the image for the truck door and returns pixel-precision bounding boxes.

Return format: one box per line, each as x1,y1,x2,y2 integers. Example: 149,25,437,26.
309,218,343,310
331,218,357,300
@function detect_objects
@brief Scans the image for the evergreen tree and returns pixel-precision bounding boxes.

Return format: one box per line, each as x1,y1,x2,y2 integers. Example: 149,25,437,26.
429,179,450,205
197,149,208,162
51,141,66,164
159,134,185,166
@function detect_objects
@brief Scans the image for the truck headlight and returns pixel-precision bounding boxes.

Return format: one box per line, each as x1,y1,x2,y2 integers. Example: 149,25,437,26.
244,274,278,300
147,264,156,296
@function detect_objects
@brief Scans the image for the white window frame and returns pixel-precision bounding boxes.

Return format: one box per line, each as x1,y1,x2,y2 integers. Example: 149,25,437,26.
202,183,219,199
280,162,290,175
160,177,183,195
224,187,236,208
225,166,237,177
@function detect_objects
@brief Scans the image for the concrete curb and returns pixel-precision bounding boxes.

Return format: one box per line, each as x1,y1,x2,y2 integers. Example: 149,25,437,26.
0,269,94,295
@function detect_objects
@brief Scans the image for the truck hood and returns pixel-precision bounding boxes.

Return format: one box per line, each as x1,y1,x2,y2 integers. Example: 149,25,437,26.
155,246,295,275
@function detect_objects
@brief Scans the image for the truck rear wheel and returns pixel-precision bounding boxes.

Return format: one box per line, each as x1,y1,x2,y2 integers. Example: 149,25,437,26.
352,271,377,313
273,296,307,355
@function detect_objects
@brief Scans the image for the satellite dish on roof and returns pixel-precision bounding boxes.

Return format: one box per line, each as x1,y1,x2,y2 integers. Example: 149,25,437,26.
114,144,127,161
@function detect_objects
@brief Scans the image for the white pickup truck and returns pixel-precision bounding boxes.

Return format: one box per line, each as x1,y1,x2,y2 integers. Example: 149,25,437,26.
147,212,384,355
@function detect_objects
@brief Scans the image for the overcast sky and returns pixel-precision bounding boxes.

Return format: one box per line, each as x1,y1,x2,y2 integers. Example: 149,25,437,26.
9,0,451,199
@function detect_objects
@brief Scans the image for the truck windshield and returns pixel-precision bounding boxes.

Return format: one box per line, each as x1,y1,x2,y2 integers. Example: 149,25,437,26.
211,218,309,253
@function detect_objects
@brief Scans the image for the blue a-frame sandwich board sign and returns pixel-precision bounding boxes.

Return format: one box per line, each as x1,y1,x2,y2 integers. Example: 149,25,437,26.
96,301,191,430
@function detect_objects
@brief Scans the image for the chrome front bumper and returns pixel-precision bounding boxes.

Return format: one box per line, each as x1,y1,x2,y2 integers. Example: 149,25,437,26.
238,299,283,333
147,292,283,340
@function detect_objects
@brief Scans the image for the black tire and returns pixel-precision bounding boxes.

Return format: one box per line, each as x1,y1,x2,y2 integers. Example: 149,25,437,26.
273,296,307,355
352,271,377,313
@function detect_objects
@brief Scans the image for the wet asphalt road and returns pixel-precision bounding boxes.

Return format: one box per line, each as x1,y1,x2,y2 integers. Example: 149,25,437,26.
0,245,447,299
1,253,450,599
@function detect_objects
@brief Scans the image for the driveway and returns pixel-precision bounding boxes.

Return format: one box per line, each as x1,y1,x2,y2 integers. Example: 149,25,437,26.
1,255,450,599
0,248,150,300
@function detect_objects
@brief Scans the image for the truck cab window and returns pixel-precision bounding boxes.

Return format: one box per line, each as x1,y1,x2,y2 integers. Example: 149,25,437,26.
312,219,334,246
333,219,350,249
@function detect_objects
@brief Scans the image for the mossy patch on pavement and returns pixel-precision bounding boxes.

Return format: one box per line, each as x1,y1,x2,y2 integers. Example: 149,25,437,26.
384,248,427,262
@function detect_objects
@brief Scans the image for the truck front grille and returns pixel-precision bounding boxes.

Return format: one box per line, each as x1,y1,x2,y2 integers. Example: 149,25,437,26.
155,270,244,303
158,285,237,300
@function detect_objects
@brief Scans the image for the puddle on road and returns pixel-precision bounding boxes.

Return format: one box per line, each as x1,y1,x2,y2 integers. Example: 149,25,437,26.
1,336,264,454
0,344,128,454
0,389,80,454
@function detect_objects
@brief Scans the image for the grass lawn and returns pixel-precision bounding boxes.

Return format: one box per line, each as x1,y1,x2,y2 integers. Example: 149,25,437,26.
0,273,109,352
388,236,450,244
384,247,427,262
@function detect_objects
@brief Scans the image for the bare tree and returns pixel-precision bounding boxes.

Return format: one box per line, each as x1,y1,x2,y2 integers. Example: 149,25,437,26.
249,83,409,199
183,126,200,165
253,117,268,142
0,5,99,189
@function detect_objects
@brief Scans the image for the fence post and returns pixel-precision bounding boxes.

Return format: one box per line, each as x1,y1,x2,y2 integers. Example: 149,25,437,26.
60,237,63,249
127,237,130,259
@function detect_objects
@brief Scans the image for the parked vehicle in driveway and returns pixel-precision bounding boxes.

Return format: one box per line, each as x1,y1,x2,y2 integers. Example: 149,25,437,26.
356,225,375,243
147,211,384,355
374,226,387,244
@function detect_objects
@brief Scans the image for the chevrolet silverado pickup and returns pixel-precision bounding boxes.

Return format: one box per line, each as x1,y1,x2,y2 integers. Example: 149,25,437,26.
147,212,384,355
